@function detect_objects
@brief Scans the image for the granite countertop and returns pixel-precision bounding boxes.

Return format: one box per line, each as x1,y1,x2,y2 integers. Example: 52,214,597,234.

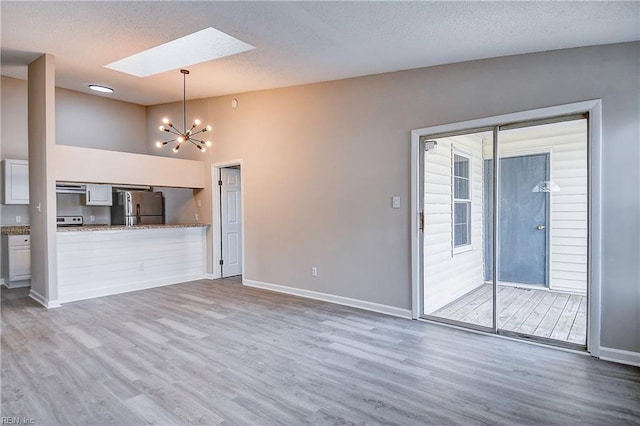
57,223,209,232
1,226,30,236
2,223,209,235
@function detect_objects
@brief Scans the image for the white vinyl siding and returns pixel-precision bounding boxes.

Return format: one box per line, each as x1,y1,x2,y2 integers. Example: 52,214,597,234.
488,119,587,294
424,135,485,314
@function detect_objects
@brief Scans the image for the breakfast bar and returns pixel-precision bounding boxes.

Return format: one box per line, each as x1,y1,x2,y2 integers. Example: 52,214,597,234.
56,223,209,303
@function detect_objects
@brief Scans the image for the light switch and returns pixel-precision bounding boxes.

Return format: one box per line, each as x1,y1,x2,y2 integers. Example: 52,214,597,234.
392,196,401,209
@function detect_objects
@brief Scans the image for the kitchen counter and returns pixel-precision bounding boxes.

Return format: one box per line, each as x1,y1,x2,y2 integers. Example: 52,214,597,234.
1,226,30,236
56,223,209,232
1,224,209,235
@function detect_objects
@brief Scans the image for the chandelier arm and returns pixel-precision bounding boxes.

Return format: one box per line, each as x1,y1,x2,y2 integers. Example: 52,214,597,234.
190,138,204,144
169,124,184,134
166,128,183,137
190,128,208,136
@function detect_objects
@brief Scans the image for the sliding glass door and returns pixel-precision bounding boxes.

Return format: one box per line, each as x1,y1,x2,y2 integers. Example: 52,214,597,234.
421,130,495,331
420,116,588,349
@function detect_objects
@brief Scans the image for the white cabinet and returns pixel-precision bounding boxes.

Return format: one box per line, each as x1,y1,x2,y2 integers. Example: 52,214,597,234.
2,159,29,205
84,184,112,206
2,235,31,288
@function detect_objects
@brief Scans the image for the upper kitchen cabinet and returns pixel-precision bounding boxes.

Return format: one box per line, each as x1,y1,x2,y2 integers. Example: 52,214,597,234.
84,183,112,206
2,159,29,205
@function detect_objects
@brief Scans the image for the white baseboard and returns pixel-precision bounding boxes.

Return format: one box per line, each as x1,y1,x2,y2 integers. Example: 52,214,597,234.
243,279,412,319
59,273,206,304
204,273,216,280
599,347,640,367
28,289,61,309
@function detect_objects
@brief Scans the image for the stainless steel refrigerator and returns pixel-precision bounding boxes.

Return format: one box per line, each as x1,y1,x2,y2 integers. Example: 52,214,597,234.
111,190,165,226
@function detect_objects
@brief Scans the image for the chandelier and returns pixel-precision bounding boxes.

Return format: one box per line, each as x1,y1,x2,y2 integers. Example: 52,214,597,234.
156,69,211,153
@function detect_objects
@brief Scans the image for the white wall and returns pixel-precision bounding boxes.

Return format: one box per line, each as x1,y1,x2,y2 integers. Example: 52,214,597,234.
55,145,206,188
147,42,639,353
423,135,486,313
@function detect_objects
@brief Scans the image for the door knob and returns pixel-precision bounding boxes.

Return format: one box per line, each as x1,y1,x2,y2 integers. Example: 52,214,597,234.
537,225,546,230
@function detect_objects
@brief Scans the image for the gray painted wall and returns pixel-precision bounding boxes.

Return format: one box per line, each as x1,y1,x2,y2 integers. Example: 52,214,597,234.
55,86,148,153
148,42,639,353
0,76,149,226
27,55,58,303
2,43,638,354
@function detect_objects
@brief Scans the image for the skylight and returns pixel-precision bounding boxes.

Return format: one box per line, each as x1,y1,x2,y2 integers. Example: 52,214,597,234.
105,27,255,77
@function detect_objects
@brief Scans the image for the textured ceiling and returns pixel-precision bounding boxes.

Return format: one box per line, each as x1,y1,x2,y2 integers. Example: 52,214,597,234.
1,1,638,106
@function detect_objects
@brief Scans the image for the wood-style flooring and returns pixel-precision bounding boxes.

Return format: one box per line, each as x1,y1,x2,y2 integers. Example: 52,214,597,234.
2,278,639,425
432,284,587,344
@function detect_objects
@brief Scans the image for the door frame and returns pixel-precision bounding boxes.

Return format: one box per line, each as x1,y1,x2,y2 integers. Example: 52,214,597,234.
410,100,602,356
211,160,245,280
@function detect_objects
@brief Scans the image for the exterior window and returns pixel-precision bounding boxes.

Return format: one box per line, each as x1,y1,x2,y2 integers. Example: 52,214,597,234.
453,152,471,250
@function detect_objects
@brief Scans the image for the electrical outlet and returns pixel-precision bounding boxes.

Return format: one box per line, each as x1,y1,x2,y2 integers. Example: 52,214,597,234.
311,267,318,277
392,196,401,209
138,263,144,271
15,216,21,223
197,199,202,207
194,213,199,222
90,215,95,222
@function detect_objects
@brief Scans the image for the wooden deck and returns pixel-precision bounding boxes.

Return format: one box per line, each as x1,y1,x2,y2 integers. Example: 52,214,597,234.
432,284,586,344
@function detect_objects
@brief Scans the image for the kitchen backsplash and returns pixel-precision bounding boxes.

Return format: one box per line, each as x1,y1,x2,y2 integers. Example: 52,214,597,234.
0,204,30,226
57,193,111,225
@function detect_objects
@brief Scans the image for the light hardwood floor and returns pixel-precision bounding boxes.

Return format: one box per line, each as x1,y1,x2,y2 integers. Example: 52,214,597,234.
2,278,639,425
432,284,587,344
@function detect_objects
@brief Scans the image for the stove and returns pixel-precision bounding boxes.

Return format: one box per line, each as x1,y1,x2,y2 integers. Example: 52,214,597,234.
56,215,83,227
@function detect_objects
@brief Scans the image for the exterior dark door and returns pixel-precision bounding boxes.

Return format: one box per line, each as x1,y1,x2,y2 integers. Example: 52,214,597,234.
485,154,549,286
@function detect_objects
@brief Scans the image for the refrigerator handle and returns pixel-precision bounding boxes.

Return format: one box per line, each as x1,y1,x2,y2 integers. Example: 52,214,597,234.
136,203,141,223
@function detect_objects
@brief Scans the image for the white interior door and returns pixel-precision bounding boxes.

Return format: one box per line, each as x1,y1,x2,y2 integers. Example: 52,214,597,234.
220,168,243,277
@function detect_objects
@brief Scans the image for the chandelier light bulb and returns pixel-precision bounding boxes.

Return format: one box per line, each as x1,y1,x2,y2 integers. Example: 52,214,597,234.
162,117,169,124
159,125,165,131
155,141,162,148
206,125,212,131
205,141,212,147
177,136,184,143
173,145,180,153
194,119,201,126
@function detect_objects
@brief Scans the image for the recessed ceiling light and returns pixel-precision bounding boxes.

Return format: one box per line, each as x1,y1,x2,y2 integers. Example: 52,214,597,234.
88,84,114,93
105,27,255,78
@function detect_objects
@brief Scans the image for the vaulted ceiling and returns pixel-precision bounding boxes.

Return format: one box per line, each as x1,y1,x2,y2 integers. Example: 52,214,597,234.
2,1,638,106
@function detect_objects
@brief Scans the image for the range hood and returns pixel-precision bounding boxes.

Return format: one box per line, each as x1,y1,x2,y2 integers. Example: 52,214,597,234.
55,183,86,194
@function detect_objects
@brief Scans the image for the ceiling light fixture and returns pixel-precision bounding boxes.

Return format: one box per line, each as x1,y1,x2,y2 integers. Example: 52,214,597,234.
88,84,114,93
156,69,211,153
